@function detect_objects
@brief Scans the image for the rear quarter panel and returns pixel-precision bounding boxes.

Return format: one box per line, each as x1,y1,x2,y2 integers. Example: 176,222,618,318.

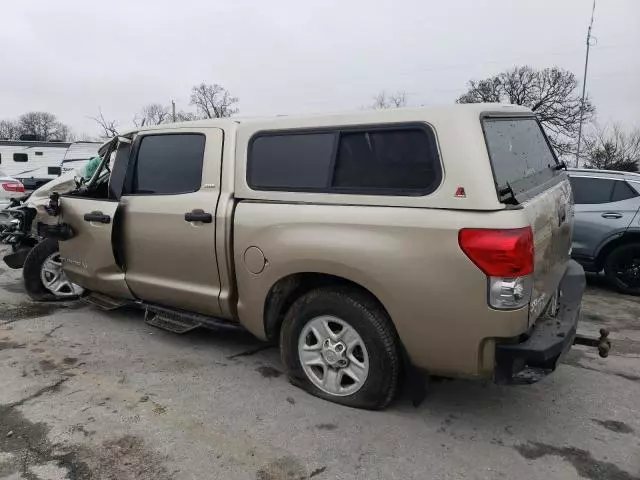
234,202,530,377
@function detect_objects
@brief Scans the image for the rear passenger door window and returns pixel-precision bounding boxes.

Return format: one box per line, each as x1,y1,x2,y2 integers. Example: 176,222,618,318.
131,134,205,195
248,124,441,195
569,177,614,204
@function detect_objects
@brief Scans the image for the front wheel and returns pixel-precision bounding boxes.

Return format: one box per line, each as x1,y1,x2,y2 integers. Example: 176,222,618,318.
23,239,84,301
604,243,640,295
280,287,401,409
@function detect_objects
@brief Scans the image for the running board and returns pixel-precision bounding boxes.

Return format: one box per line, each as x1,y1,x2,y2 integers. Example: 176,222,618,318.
83,292,131,311
142,303,244,334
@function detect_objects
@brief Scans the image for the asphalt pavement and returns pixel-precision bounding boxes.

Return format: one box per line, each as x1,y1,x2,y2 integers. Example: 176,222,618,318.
0,257,639,479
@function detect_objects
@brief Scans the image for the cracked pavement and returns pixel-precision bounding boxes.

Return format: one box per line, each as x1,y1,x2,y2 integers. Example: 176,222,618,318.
0,257,639,479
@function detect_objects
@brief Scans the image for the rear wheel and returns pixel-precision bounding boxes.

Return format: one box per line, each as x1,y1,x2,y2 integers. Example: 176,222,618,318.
280,286,400,409
23,239,84,301
604,243,640,295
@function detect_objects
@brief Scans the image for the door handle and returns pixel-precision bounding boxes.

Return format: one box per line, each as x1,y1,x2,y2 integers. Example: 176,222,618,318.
184,209,213,223
83,211,111,224
601,212,623,219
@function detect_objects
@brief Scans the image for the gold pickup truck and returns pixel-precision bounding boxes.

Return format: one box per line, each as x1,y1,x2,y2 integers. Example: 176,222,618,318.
11,104,588,409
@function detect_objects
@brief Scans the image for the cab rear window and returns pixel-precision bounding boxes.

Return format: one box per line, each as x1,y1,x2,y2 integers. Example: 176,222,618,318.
483,117,559,202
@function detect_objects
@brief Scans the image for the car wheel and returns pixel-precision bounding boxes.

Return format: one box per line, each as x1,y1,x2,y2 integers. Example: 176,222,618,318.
280,286,400,409
23,239,84,301
604,242,640,295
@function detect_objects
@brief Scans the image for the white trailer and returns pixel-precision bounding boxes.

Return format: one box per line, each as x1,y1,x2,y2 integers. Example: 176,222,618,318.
60,141,101,174
0,140,71,190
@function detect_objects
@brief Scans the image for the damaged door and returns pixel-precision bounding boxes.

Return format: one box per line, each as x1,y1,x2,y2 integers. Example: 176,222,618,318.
57,142,134,299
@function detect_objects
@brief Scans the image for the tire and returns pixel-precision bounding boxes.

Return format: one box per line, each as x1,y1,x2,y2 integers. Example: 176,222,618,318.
23,239,82,302
280,286,401,410
604,242,640,295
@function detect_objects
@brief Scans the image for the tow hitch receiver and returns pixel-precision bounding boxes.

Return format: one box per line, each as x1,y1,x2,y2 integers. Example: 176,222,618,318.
574,328,611,358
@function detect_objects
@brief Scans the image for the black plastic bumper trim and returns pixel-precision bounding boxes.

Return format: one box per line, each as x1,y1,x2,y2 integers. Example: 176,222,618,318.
495,260,585,384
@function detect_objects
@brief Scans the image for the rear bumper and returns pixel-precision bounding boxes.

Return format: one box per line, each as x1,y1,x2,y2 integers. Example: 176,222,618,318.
494,260,585,384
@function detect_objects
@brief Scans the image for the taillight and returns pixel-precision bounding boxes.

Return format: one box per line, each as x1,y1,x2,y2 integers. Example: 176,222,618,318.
458,228,533,276
459,227,534,309
1,181,25,193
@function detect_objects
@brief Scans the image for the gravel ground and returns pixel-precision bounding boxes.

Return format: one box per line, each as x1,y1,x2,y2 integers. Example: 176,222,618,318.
0,258,638,480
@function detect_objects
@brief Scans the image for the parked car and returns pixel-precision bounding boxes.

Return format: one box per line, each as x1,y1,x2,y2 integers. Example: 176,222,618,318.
568,168,640,294
0,169,25,225
6,104,585,409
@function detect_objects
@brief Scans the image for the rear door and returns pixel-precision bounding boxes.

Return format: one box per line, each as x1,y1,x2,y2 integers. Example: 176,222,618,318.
569,175,639,259
120,128,223,316
483,116,572,322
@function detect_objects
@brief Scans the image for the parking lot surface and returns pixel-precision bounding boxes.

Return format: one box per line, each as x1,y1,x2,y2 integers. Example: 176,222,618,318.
0,257,639,479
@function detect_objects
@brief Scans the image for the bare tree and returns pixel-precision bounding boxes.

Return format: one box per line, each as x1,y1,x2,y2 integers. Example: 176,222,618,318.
18,112,73,141
0,120,22,140
55,123,75,142
372,90,408,109
583,124,640,172
90,108,119,138
174,111,198,122
136,103,171,126
189,83,239,118
77,132,97,142
457,66,595,159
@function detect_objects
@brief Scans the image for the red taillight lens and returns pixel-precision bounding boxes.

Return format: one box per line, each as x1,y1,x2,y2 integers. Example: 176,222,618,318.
458,227,534,277
1,181,25,193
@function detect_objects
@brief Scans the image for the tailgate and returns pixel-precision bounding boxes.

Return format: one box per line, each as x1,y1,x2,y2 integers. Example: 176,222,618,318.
521,179,573,322
483,116,572,324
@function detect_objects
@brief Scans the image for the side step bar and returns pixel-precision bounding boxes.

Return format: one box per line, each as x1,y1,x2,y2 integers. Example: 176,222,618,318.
142,303,245,335
83,292,132,310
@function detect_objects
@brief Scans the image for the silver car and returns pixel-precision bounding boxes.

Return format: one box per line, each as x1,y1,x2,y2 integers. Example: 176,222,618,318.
568,168,640,294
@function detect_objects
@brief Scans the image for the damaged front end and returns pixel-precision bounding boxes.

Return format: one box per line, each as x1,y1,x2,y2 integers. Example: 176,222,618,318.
1,171,84,269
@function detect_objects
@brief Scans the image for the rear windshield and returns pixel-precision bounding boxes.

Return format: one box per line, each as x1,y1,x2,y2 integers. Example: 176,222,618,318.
483,117,559,202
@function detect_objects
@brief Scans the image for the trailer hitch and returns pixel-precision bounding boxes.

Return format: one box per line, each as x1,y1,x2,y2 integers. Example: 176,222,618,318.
574,328,611,358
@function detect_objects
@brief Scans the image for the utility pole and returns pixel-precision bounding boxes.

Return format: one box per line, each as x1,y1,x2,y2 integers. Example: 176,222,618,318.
172,100,176,122
575,0,596,167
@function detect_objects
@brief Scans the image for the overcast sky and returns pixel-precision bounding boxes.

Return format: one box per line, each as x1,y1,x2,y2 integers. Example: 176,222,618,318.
1,0,639,137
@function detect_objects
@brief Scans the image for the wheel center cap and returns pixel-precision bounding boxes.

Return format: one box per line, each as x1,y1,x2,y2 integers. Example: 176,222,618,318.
321,339,347,367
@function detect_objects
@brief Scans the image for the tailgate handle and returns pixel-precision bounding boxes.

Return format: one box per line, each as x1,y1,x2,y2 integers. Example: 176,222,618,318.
185,209,213,223
83,211,111,224
601,212,623,219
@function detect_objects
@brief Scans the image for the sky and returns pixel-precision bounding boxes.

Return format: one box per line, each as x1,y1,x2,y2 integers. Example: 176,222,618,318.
1,0,639,138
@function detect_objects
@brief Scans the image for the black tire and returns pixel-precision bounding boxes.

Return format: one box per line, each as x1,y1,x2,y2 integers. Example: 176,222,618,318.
604,242,640,295
23,239,76,302
280,286,401,410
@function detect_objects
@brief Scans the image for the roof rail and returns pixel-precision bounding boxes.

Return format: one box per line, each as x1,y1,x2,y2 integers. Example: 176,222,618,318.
567,168,640,177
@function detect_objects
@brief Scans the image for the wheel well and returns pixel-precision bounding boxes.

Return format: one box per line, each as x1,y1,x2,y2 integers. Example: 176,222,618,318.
263,273,388,343
596,232,640,271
